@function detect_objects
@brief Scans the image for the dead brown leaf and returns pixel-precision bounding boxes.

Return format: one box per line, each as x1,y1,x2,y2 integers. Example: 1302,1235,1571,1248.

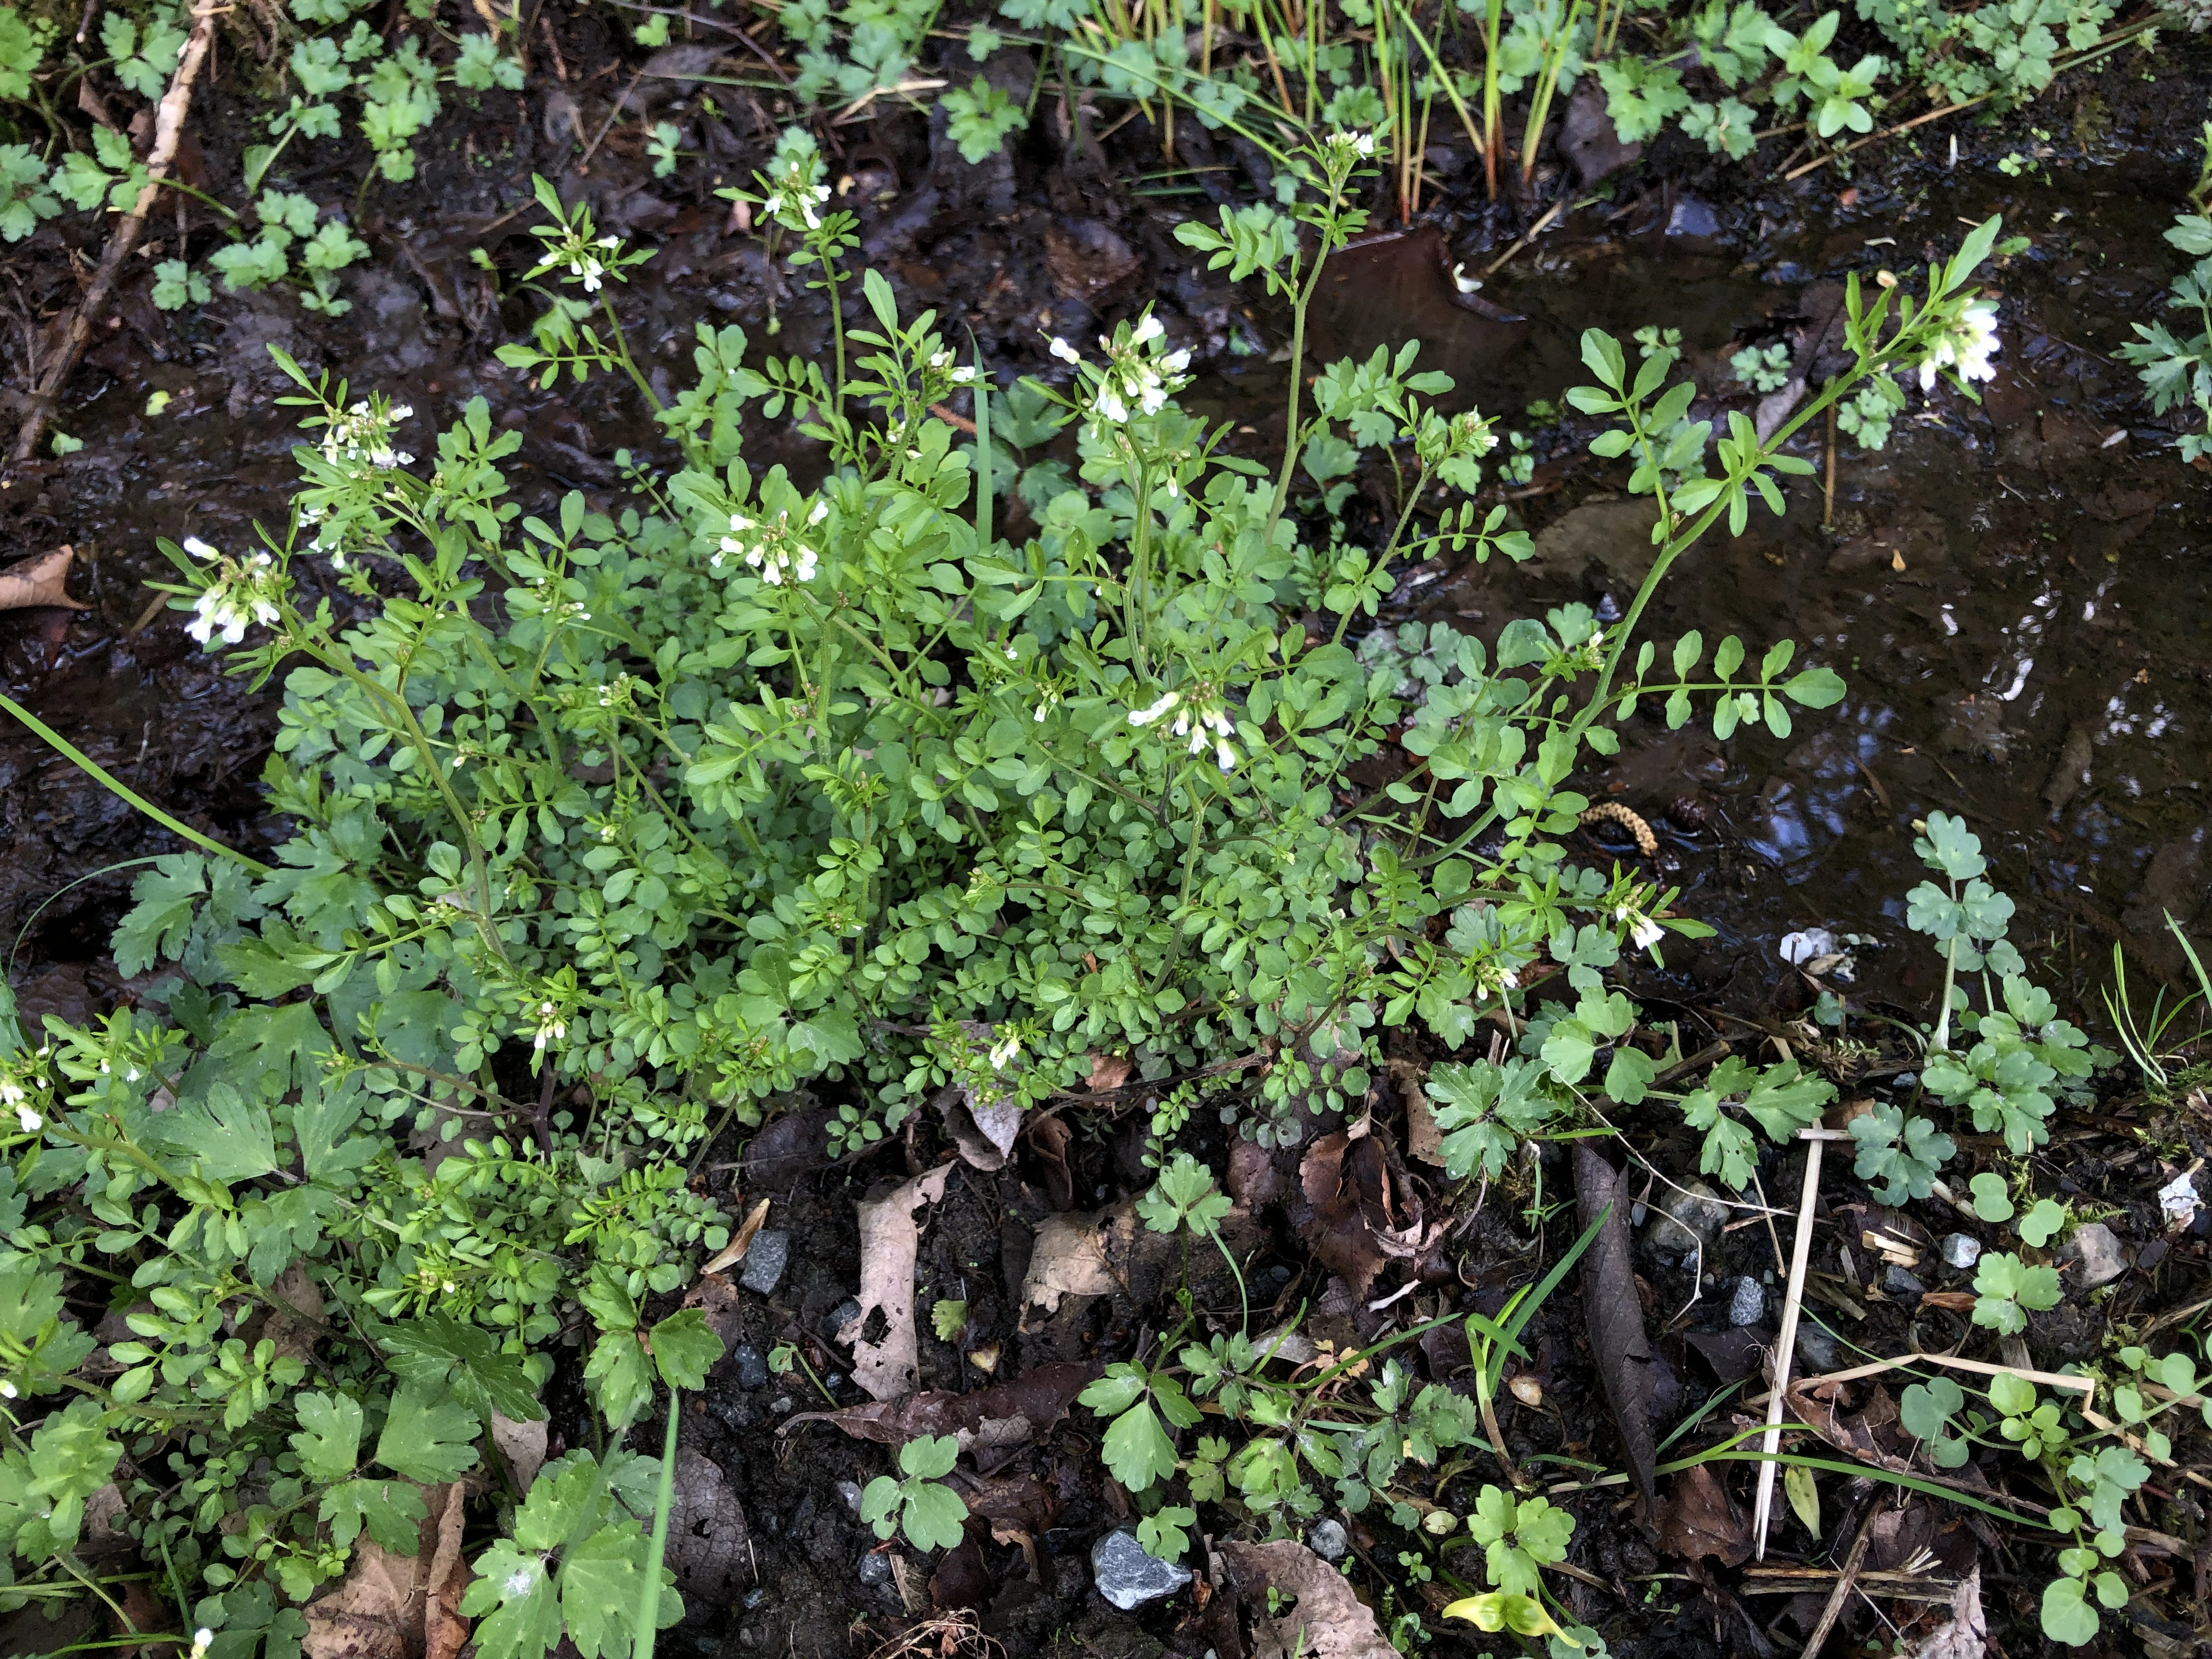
1658,1464,1751,1567
1385,1058,1443,1166
1906,1566,1986,1659
0,546,89,612
111,1579,172,1658
1018,1201,1135,1328
682,1269,745,1347
490,1410,548,1497
840,1164,955,1400
785,1361,1096,1471
261,1262,328,1368
663,1447,752,1605
1576,1147,1662,1516
303,1481,468,1659
699,1196,772,1276
1290,1130,1429,1297
1217,1540,1396,1659
1785,1379,1918,1477
1027,1113,1074,1211
1085,1052,1133,1092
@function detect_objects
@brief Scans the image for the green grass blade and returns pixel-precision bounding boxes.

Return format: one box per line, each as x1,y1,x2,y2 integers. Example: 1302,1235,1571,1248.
0,692,271,874
634,1395,680,1659
970,332,991,555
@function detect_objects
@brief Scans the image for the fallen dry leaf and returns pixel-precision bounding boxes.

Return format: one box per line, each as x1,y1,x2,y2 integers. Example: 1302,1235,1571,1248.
1785,1379,1918,1477
303,1480,467,1659
663,1446,751,1605
1576,1147,1662,1515
1290,1130,1429,1297
0,546,89,612
1028,1113,1074,1210
1018,1201,1135,1329
785,1361,1097,1469
682,1269,744,1347
1217,1539,1396,1659
261,1262,327,1368
1085,1052,1134,1092
840,1163,955,1400
1907,1566,1986,1659
421,1483,468,1659
489,1410,547,1497
698,1196,772,1276
1658,1464,1750,1567
1385,1058,1444,1166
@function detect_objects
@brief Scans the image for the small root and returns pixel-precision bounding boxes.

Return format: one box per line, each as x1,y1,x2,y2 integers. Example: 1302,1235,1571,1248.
1579,802,1658,857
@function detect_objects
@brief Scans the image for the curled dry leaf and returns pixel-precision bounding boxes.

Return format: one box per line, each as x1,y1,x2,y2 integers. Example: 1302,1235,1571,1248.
1028,1111,1074,1210
259,1263,328,1368
1575,1146,1662,1516
784,1360,1097,1471
1290,1130,1430,1297
1086,1052,1134,1092
1384,1057,1444,1166
840,1163,955,1401
1658,1464,1751,1568
1018,1201,1135,1329
1785,1379,1919,1477
1216,1540,1397,1659
698,1196,772,1276
0,546,90,612
1907,1566,1987,1659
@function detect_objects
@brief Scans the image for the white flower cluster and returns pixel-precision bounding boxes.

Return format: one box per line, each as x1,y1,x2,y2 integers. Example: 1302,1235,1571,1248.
1049,313,1192,432
3,1068,39,1135
763,162,832,233
1916,297,2000,392
570,234,622,292
1128,687,1239,772
531,1000,567,1055
927,348,979,386
717,499,827,585
180,536,284,647
988,1032,1020,1071
1327,128,1378,160
1615,905,1666,952
320,399,414,472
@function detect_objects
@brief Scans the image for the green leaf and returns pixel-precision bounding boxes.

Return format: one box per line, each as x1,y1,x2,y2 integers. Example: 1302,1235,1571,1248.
156,1082,278,1182
378,1313,545,1421
647,1309,724,1392
1099,1398,1178,1492
320,1478,429,1552
1969,1172,2015,1222
900,1480,970,1551
289,1391,363,1485
586,1329,653,1430
2018,1198,2067,1248
2040,1575,2100,1646
461,1541,562,1659
1136,1505,1195,1563
561,1524,672,1658
375,1383,481,1483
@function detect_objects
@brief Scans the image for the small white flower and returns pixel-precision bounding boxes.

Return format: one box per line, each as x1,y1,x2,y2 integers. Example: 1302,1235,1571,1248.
808,499,829,526
14,1104,38,1135
182,535,219,561
988,1035,1020,1070
1130,313,1164,347
0,1380,16,1400
1128,691,1180,726
1048,336,1080,364
189,1630,213,1659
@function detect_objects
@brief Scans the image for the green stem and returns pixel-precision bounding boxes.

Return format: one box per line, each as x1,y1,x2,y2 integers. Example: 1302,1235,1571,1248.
0,694,271,873
634,1395,679,1659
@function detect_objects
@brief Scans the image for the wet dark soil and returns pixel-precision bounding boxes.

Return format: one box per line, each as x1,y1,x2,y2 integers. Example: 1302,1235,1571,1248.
5,9,2212,1658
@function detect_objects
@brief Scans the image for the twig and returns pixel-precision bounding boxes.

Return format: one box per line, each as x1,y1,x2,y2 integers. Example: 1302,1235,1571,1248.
1748,1351,2097,1408
1821,402,1837,529
1480,197,1567,280
1799,1505,1880,1659
9,3,218,467
1754,1127,1850,1560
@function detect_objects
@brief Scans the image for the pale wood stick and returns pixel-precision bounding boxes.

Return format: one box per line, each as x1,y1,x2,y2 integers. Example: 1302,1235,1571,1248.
1747,1350,2097,1407
9,3,221,467
1753,1128,1849,1560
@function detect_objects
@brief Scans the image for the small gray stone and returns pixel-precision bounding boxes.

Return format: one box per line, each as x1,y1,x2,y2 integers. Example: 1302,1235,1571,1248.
1795,1321,1843,1375
1890,1072,1917,1092
1940,1233,1983,1271
738,1229,791,1294
2058,1221,2129,1289
1090,1527,1192,1610
1647,1180,1731,1257
1308,1519,1349,1562
837,1480,864,1516
858,1550,893,1587
1884,1265,1926,1298
827,1298,862,1338
732,1342,769,1390
1728,1277,1764,1327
